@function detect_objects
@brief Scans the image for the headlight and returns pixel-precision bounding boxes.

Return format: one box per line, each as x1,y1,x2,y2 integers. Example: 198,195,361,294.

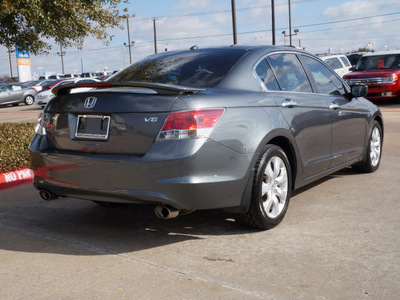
382,75,398,84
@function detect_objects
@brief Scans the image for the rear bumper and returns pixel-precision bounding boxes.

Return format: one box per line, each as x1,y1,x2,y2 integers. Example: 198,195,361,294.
30,134,255,210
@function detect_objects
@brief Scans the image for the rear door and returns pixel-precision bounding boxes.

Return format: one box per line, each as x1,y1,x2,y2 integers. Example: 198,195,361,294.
300,54,368,168
10,84,25,102
256,52,332,179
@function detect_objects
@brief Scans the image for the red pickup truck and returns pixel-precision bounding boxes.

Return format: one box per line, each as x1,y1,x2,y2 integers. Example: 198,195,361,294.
343,50,400,101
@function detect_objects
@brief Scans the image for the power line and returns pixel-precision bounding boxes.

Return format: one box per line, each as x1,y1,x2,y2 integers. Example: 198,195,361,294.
132,0,318,21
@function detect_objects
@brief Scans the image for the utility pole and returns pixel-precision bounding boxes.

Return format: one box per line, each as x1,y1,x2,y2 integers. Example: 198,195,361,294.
123,15,136,64
57,43,65,74
152,17,158,54
288,0,292,46
271,0,276,45
127,17,132,64
231,0,238,44
7,47,13,78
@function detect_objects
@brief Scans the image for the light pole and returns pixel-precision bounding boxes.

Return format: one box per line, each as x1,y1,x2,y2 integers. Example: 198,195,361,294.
231,0,238,44
151,17,160,54
57,43,66,74
288,0,292,46
124,15,135,64
124,41,135,64
7,47,13,78
271,0,275,45
282,28,299,47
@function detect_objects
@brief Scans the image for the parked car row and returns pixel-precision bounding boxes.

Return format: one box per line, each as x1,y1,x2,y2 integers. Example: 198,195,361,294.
38,71,116,81
35,78,100,107
0,74,112,108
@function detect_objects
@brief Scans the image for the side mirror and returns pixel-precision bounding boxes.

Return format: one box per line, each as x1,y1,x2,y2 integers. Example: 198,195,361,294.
349,67,354,71
351,84,368,98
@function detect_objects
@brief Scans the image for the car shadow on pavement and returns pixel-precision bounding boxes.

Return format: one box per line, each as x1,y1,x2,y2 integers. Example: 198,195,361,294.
0,189,256,256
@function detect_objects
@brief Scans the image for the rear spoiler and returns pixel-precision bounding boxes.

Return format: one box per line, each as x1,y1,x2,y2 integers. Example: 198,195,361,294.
52,81,206,96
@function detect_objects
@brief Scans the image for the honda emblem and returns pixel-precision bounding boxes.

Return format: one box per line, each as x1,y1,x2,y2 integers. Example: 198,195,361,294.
84,97,97,108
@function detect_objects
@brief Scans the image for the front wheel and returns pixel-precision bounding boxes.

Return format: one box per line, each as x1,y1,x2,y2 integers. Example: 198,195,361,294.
239,145,292,230
24,95,34,105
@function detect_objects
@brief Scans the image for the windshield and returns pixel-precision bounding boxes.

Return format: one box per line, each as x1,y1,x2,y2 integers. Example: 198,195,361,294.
355,54,400,71
109,49,247,88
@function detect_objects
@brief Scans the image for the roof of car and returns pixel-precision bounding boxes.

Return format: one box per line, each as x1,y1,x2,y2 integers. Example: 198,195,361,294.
319,54,347,59
363,50,400,56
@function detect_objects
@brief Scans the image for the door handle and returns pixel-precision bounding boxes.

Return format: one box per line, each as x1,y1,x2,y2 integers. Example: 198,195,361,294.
281,99,299,108
329,102,340,110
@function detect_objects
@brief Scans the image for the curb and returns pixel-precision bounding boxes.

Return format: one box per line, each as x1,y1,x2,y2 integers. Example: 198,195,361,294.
0,168,33,190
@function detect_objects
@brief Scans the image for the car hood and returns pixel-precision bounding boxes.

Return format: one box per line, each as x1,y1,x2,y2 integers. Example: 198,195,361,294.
344,69,400,79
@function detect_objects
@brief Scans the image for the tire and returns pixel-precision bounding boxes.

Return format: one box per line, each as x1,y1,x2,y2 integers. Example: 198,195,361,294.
239,145,292,230
355,120,383,173
24,95,34,105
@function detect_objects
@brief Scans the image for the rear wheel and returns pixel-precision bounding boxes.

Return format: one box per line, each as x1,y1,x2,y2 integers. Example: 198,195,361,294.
354,120,382,173
24,95,34,105
239,145,292,230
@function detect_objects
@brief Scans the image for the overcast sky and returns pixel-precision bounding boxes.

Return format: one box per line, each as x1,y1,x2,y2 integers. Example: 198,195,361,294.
1,0,400,78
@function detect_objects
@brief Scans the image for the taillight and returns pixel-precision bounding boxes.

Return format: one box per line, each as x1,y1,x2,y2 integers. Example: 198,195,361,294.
157,109,225,140
35,110,47,136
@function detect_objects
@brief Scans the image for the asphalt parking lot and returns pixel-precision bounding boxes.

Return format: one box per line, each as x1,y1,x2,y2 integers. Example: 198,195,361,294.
1,101,399,299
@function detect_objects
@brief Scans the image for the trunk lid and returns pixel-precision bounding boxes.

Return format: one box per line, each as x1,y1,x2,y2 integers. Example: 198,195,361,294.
43,86,198,156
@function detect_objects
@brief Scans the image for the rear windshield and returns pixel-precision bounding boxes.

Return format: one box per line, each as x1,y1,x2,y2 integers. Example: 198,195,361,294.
355,54,400,71
109,49,247,88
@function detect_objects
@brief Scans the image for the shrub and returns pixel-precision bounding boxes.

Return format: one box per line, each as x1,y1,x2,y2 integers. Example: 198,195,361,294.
0,122,36,172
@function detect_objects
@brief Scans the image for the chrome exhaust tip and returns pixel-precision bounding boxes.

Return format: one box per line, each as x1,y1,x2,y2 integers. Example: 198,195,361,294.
39,190,59,201
155,205,180,219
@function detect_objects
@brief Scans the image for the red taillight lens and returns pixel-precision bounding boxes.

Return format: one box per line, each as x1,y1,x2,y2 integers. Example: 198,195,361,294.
158,109,225,140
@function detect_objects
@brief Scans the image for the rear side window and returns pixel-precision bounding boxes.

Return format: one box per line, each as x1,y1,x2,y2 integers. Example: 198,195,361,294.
254,59,280,90
339,56,351,67
267,53,312,93
110,49,247,88
11,85,23,91
302,55,345,95
324,57,343,70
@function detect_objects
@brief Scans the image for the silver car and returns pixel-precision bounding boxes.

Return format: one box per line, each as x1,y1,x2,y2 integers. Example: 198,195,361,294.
0,83,36,106
30,46,383,229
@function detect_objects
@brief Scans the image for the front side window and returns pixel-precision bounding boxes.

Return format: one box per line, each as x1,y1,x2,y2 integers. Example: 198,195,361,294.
267,53,312,93
302,55,345,96
254,59,280,91
110,49,247,88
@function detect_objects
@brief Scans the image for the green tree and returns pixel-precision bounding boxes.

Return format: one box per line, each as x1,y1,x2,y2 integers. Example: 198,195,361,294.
0,0,128,54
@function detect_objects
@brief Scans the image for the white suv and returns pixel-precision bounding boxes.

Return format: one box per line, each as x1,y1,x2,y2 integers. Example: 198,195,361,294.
320,54,352,77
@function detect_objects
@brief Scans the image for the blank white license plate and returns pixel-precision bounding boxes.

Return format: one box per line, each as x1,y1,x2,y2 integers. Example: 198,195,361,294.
75,115,111,140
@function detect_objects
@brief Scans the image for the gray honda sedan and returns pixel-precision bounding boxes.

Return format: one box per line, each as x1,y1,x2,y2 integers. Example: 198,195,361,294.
0,83,36,106
30,45,383,229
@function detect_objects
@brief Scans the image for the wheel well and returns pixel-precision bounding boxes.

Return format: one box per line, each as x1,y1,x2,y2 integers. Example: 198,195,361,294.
374,115,384,138
268,136,297,188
